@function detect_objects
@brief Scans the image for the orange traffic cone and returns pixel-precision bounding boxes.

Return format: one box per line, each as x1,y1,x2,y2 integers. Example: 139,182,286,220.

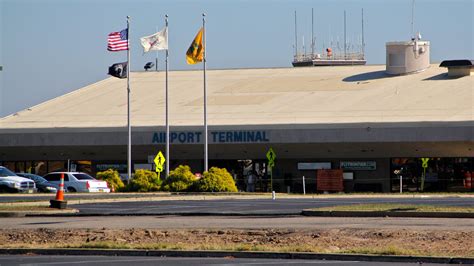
50,173,67,209
56,173,65,200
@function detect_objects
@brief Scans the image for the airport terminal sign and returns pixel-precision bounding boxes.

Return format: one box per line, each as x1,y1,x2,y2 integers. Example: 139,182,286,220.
152,130,270,144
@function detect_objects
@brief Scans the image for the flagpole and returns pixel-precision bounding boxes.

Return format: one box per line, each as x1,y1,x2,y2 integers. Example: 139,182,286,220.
202,13,208,172
126,15,132,182
155,25,159,72
165,14,170,178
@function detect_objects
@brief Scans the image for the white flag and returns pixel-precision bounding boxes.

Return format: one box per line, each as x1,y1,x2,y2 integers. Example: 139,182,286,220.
140,27,168,53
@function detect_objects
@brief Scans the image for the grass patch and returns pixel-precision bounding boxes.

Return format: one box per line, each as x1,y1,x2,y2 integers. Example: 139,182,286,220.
57,242,452,257
59,241,319,254
341,245,422,256
65,241,132,250
2,241,470,258
311,203,474,213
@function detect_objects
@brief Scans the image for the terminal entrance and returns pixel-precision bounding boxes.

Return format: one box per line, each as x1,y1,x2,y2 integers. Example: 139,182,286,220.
210,159,270,192
390,157,473,192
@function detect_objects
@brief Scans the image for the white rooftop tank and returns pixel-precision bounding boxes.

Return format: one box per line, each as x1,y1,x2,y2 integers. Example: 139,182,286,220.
386,35,430,75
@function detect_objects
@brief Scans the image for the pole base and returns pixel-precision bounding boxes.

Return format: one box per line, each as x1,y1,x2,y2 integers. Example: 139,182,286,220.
49,200,68,209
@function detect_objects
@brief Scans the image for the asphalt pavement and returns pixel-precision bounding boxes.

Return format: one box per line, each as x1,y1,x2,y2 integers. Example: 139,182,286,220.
72,197,474,215
0,255,451,266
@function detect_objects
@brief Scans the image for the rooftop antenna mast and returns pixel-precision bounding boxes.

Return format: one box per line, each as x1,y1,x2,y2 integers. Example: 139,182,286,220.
155,25,159,71
302,35,306,56
311,8,315,56
411,0,415,39
361,8,365,56
344,10,347,59
294,10,298,57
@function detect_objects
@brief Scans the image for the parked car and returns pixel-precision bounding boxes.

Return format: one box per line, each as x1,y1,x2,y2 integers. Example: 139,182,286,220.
16,173,58,193
43,172,110,193
0,166,37,193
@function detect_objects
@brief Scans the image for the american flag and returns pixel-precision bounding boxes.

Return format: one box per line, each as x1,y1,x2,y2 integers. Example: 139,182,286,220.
107,29,128,52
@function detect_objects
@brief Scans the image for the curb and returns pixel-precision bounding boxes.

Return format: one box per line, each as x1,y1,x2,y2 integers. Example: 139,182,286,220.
0,209,79,218
301,210,474,219
0,248,472,264
24,212,300,217
16,210,474,218
2,193,473,204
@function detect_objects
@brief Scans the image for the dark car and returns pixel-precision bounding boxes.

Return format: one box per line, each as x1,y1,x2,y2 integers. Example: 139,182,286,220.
16,173,58,193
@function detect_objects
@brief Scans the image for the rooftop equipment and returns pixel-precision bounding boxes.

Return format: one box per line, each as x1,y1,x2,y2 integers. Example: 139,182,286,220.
292,9,366,67
440,60,474,77
385,0,430,75
385,37,430,75
144,62,155,71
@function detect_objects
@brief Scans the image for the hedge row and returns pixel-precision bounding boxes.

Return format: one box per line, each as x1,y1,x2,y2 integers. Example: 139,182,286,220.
96,165,237,193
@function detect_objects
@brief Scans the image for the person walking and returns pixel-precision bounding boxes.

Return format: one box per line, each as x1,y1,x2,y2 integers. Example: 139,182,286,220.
246,171,256,192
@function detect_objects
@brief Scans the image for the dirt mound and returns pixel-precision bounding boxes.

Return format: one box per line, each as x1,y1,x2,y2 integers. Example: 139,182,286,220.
1,228,473,257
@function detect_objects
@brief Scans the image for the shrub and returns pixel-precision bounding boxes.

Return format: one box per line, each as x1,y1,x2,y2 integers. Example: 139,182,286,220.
194,167,237,192
162,165,197,192
96,169,124,191
126,169,162,192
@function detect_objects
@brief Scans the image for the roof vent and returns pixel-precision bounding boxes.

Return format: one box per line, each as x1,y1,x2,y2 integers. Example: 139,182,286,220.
440,60,474,77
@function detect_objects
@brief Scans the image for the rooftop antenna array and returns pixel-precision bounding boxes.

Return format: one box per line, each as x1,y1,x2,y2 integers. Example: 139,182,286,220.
292,7,366,67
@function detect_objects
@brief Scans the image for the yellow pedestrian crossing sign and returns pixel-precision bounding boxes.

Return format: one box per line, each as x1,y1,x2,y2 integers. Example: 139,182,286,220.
266,148,276,168
421,158,430,168
154,151,166,173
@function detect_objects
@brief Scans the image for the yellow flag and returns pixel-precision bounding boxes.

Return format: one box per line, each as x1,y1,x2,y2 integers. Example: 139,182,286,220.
186,28,204,64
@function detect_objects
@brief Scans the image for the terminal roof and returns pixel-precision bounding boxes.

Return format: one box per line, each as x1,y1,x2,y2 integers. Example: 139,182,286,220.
1,64,472,131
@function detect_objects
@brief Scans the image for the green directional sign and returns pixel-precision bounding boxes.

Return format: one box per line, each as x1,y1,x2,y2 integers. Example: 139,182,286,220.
154,151,166,173
266,148,276,168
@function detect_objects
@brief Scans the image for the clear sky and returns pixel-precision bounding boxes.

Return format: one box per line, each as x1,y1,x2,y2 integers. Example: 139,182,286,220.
0,0,472,117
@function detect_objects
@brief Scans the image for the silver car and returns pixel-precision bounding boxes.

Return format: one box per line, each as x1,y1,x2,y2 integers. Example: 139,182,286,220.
43,172,110,193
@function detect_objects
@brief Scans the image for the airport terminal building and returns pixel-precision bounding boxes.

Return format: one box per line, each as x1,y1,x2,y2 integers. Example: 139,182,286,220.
0,64,472,193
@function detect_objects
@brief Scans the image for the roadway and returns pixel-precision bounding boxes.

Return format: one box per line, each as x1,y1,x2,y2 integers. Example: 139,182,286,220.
0,255,451,266
71,197,474,215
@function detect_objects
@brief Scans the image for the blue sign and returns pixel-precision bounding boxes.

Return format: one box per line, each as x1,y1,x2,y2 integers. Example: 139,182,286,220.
152,130,269,144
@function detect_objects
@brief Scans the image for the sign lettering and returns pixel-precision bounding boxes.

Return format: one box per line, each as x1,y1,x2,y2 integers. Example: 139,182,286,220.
340,161,376,171
152,130,270,144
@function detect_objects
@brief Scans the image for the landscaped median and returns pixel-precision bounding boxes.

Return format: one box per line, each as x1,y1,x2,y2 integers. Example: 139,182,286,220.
302,204,474,218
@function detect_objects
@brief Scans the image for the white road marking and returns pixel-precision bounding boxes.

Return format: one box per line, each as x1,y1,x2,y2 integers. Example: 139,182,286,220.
18,256,191,265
